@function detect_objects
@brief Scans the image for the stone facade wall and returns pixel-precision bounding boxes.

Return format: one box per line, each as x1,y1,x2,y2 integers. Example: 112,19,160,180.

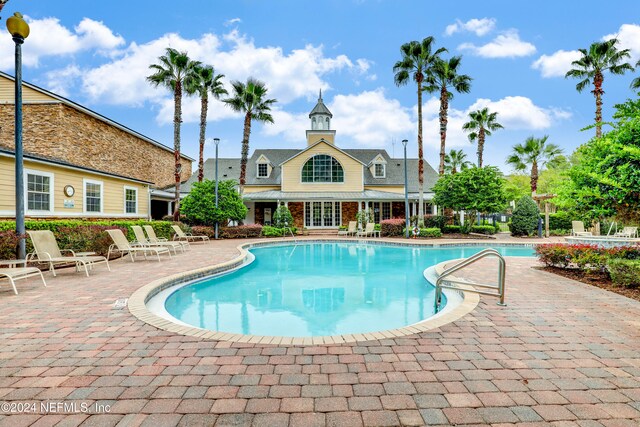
342,202,358,225
288,202,304,229
392,202,406,219
0,103,192,188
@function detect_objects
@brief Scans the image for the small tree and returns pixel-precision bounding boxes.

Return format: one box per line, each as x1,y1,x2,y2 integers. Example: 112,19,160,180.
272,205,294,228
356,209,374,228
510,195,540,236
181,180,247,226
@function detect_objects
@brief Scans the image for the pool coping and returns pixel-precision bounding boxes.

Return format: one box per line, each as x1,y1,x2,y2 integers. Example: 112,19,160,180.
128,239,533,345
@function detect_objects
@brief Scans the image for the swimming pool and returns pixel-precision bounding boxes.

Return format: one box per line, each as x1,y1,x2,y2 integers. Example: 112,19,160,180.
156,243,534,337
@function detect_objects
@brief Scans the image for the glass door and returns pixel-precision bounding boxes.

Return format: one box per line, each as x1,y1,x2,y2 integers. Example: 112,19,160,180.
305,202,342,228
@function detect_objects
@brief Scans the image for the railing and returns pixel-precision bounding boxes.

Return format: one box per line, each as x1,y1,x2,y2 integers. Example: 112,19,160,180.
435,248,506,311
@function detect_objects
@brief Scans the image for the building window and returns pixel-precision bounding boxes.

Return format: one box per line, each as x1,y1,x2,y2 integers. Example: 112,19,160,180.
26,171,53,212
301,155,344,183
84,179,102,213
124,187,137,214
374,163,385,178
257,163,268,178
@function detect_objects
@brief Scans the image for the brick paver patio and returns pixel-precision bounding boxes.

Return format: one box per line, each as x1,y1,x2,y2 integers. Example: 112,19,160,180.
0,237,638,426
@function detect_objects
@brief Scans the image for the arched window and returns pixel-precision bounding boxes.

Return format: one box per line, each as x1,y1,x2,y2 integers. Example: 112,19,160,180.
301,155,344,183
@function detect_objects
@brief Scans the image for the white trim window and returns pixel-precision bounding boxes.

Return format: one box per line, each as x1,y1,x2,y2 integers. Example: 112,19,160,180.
83,179,103,213
257,163,269,178
25,169,54,213
374,163,385,178
124,186,138,214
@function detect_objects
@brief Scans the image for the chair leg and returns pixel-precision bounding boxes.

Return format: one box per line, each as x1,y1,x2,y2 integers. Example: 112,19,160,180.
105,258,111,271
82,261,90,277
50,262,57,277
39,271,47,287
8,277,18,295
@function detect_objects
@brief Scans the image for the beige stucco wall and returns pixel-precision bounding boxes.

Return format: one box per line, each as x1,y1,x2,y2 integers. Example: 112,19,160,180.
0,155,149,218
281,141,363,192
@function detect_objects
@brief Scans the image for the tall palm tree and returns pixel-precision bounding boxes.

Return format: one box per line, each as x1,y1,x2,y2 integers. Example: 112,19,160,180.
631,59,640,91
393,37,446,221
506,135,563,194
147,48,199,220
462,107,503,168
187,64,227,182
424,56,472,175
444,149,471,174
223,78,276,195
565,39,633,138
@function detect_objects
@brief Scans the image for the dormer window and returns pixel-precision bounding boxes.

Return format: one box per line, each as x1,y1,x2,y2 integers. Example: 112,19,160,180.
374,163,385,178
257,163,268,178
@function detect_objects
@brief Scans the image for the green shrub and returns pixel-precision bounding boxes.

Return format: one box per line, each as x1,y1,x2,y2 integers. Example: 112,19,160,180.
410,215,451,230
443,225,462,234
261,226,297,238
181,180,247,226
0,231,24,260
374,224,381,232
535,244,640,272
55,225,127,257
549,229,571,236
510,196,540,236
220,225,263,239
381,219,405,237
419,228,442,238
338,225,347,231
607,258,640,288
546,211,572,230
470,225,496,235
272,205,294,228
190,226,216,238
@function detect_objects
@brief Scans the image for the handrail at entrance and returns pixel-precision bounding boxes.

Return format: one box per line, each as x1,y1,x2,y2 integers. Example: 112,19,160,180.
435,248,506,311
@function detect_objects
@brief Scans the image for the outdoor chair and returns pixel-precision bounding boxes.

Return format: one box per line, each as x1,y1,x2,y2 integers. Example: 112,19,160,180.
106,229,171,262
356,223,378,238
143,225,189,252
27,230,110,277
614,226,638,238
172,225,209,243
571,221,592,237
338,221,357,237
131,226,184,255
0,260,47,295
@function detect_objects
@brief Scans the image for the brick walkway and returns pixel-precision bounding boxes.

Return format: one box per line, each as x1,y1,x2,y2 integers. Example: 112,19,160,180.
0,238,638,426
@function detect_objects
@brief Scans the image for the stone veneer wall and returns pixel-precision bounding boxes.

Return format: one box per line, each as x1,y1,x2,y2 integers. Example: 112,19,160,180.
392,202,406,218
288,202,304,229
0,103,192,188
341,202,358,225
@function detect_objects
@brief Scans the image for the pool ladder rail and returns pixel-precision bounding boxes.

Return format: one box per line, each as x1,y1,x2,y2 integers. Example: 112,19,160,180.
435,248,506,312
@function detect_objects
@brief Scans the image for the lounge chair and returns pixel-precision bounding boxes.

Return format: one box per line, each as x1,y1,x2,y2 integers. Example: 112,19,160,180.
27,230,110,277
143,225,189,252
131,226,184,255
0,260,46,295
571,221,592,237
172,225,209,243
356,223,377,238
338,221,357,237
106,229,171,262
614,226,638,238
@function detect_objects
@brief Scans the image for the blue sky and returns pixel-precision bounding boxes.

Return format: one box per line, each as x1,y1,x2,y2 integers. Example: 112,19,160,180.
1,0,639,172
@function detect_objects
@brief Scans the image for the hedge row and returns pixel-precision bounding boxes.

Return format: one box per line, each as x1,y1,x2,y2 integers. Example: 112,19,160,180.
0,220,175,241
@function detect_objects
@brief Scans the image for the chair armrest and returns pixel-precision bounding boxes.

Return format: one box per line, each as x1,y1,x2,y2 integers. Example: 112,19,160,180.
59,249,77,256
0,259,27,267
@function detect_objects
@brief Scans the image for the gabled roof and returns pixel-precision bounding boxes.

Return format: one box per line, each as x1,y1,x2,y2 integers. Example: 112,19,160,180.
279,140,366,166
0,71,194,162
309,90,333,118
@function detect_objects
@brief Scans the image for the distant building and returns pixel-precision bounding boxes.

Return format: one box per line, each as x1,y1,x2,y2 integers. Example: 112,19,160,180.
178,92,439,228
0,71,194,219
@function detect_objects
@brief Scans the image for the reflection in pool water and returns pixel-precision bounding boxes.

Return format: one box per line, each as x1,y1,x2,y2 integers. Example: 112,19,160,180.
163,243,534,337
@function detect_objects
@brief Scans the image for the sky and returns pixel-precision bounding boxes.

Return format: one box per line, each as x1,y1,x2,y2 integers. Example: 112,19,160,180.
1,0,639,173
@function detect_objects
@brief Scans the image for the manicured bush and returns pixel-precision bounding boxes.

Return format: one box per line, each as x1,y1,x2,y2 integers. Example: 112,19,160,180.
220,224,263,239
261,226,298,238
181,180,247,226
374,224,381,232
535,244,640,272
546,211,572,231
443,225,462,234
470,225,497,235
338,225,347,231
0,231,24,260
380,218,406,237
607,258,640,288
419,228,442,238
272,206,294,228
56,225,127,257
410,215,451,231
190,226,216,239
549,229,571,236
510,196,540,236
535,244,573,268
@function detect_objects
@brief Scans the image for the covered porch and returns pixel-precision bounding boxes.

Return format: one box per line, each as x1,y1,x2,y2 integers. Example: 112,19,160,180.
243,190,437,229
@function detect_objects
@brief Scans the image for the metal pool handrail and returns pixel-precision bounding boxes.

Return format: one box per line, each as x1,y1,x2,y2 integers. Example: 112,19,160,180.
435,248,506,311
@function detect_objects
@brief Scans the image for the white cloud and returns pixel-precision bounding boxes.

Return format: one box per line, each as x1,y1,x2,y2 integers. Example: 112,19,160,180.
531,50,582,78
603,23,640,62
224,18,242,27
467,96,570,130
445,18,496,37
458,29,536,58
264,89,414,147
0,16,124,68
40,65,82,97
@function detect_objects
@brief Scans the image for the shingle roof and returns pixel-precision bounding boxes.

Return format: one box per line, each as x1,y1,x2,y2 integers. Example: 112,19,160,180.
175,158,241,193
309,92,333,117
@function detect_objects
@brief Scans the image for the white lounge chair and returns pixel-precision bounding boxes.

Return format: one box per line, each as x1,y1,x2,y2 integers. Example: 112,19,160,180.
356,223,377,238
131,226,184,255
27,230,110,277
172,225,209,243
338,221,357,237
571,221,592,237
106,229,171,262
614,226,638,238
0,260,46,295
144,225,189,251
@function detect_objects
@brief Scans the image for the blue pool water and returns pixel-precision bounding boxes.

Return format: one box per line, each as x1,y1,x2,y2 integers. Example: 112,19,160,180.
164,243,534,337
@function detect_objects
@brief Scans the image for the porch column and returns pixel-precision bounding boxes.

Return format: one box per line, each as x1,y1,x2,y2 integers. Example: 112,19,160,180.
432,204,437,215
460,210,465,225
167,202,172,216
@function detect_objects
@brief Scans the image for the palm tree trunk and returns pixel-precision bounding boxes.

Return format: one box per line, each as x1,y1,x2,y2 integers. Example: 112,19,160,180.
438,87,448,176
530,161,538,194
417,77,424,224
198,93,208,182
593,71,604,138
477,128,485,167
173,81,183,221
239,112,252,196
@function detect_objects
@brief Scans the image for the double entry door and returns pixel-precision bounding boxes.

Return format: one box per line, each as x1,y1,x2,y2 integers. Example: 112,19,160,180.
304,201,341,228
